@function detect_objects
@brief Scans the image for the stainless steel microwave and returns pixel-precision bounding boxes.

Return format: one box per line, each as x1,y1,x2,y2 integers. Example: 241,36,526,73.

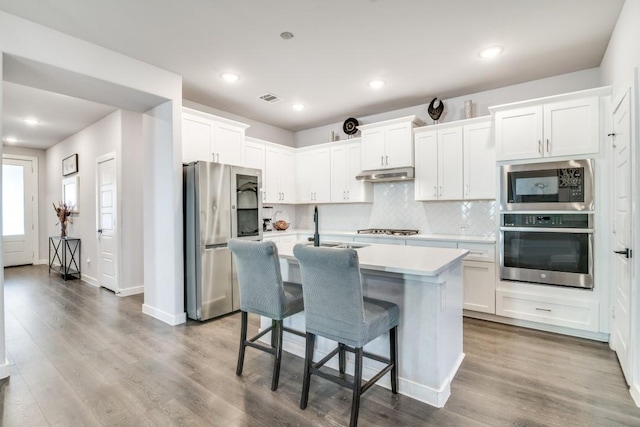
501,159,594,211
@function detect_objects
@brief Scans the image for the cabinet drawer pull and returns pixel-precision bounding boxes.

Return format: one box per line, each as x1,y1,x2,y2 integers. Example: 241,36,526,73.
433,186,437,197
535,307,552,312
546,139,550,153
538,140,542,154
385,155,388,166
346,190,349,200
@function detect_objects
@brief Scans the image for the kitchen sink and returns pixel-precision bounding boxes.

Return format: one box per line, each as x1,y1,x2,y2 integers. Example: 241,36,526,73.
305,242,369,249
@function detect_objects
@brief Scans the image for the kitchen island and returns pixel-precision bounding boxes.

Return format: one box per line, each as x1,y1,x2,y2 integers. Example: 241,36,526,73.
262,241,469,407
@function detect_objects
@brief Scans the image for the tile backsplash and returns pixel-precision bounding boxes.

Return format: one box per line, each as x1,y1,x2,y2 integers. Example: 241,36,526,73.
292,181,497,237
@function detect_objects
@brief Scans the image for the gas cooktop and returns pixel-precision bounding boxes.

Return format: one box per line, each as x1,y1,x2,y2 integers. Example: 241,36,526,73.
357,229,419,236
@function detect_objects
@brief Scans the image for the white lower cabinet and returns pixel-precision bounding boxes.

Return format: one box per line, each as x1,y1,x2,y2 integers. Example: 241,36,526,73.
462,261,496,314
495,289,599,332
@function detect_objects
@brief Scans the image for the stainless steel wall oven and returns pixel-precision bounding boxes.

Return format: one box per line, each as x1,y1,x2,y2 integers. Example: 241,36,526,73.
500,213,594,289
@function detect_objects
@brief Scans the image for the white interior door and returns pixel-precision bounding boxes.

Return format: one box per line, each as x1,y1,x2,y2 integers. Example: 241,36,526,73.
97,156,118,292
2,157,35,266
611,89,633,385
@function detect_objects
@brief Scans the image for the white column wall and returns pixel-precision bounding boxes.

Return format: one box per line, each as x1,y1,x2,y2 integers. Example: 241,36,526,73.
0,52,8,379
142,101,185,325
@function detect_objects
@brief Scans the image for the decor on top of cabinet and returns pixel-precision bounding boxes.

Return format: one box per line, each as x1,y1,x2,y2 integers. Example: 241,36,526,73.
464,100,473,119
428,98,444,123
343,117,359,137
53,202,73,238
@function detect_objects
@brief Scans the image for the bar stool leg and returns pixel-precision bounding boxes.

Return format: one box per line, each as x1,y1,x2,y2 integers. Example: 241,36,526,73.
390,326,398,394
236,311,248,376
350,347,363,427
271,320,284,391
338,343,346,374
300,333,316,409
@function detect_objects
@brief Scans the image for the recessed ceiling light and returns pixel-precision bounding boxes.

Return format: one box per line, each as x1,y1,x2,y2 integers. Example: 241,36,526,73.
292,104,305,111
368,79,386,89
3,136,18,144
220,72,240,82
23,117,40,125
479,46,503,59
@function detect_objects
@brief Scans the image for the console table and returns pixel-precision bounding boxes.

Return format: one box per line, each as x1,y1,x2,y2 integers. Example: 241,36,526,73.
49,237,81,280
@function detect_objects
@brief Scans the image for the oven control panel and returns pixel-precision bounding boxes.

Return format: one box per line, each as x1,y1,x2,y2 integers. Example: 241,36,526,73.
502,213,591,228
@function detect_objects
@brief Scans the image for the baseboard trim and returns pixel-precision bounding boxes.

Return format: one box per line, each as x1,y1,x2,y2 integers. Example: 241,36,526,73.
0,358,10,379
116,285,144,297
631,382,640,407
35,258,48,265
80,274,99,288
142,304,186,326
463,310,610,342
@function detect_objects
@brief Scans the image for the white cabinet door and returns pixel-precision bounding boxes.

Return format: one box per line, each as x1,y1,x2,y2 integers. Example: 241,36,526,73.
182,116,212,163
495,105,543,161
213,123,244,166
244,140,265,171
438,127,463,200
385,122,413,168
463,120,495,200
361,128,386,170
296,151,315,203
346,144,371,202
462,260,496,314
313,148,331,202
331,143,371,203
266,146,295,203
543,97,599,158
297,148,330,203
279,150,295,203
330,145,349,202
414,131,438,201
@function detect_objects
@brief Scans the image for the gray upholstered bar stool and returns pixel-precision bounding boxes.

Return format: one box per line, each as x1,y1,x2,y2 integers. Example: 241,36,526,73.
293,244,399,427
228,239,305,391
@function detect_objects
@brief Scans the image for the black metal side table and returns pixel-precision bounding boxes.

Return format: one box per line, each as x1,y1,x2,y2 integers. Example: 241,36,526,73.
49,237,81,280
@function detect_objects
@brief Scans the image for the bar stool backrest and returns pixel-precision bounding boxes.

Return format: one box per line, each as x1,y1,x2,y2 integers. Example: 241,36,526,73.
228,239,288,319
293,244,368,347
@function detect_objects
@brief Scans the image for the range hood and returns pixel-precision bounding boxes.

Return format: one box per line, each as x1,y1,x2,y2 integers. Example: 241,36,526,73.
356,167,414,182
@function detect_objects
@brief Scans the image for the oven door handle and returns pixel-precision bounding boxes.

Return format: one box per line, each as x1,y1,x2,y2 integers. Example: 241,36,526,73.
500,227,594,233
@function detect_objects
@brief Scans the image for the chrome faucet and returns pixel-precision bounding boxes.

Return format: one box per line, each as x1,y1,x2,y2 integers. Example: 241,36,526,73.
313,205,319,247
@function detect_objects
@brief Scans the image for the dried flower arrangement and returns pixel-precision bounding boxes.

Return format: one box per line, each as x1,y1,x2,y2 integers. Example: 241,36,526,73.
53,202,73,238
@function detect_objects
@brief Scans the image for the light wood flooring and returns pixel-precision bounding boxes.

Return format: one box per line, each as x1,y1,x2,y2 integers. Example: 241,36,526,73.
2,265,640,426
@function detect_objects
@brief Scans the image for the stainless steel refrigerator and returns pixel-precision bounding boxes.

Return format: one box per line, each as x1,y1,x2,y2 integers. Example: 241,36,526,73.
183,161,263,321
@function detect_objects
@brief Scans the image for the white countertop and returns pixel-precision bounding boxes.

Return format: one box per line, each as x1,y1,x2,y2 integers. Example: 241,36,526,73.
264,229,495,244
275,241,469,277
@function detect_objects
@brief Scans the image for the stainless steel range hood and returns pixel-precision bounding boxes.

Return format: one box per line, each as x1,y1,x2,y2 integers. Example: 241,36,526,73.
356,167,414,182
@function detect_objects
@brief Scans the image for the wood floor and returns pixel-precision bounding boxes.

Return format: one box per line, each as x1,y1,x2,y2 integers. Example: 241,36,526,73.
2,265,639,426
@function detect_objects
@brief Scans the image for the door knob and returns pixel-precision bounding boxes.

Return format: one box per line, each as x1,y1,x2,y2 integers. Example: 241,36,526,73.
614,248,632,258
97,229,103,233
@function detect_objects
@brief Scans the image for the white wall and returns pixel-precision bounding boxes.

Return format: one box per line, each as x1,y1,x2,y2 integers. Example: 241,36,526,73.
183,99,296,147
120,111,144,293
46,111,120,283
2,145,47,261
600,0,640,407
295,68,602,148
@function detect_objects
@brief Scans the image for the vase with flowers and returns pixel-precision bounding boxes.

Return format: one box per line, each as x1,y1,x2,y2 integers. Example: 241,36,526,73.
53,202,73,238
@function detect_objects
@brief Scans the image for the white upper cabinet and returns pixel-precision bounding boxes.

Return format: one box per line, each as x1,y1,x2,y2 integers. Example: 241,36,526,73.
463,119,495,200
493,92,602,161
415,117,495,202
359,116,422,170
414,125,463,201
182,108,249,166
296,147,331,203
243,138,266,171
265,144,295,204
330,141,372,203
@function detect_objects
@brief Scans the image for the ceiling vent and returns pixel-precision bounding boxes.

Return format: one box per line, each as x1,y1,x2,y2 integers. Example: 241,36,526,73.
258,93,284,104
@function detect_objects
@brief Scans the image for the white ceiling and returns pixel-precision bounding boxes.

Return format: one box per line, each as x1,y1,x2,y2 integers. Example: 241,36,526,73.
0,0,625,147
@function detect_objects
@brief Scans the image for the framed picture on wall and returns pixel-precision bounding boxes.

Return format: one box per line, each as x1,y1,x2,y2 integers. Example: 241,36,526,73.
62,154,78,176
